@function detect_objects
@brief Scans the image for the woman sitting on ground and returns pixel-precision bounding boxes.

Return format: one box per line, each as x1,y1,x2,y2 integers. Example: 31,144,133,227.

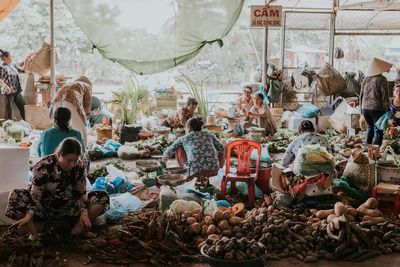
246,93,277,136
281,120,330,168
37,106,84,157
163,117,225,177
163,97,198,129
6,138,109,237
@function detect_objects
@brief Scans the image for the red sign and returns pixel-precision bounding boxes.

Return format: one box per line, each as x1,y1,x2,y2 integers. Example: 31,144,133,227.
250,5,282,27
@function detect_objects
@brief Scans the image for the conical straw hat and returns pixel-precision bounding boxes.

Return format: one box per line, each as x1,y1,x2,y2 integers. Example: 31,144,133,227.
366,57,393,77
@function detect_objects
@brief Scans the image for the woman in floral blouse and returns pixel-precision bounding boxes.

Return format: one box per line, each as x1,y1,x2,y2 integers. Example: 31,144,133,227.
6,138,109,237
163,117,225,177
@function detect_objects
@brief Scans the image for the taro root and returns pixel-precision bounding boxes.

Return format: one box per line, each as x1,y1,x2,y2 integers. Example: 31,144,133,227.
207,225,217,235
204,216,213,225
218,220,230,231
186,217,196,225
212,210,224,223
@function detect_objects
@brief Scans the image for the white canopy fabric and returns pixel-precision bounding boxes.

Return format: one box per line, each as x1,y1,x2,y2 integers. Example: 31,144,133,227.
62,0,245,75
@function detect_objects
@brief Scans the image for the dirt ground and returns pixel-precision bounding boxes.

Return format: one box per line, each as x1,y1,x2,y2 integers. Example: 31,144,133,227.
6,253,398,267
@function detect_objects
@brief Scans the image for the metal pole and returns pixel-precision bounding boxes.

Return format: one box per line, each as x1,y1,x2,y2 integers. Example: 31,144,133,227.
262,27,268,87
261,0,269,88
329,0,337,66
280,11,286,69
50,0,56,100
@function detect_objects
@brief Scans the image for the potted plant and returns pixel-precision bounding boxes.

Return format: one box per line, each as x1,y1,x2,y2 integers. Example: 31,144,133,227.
177,74,209,120
109,75,152,144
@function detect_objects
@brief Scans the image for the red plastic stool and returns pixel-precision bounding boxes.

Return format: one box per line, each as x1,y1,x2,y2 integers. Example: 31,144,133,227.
371,186,400,214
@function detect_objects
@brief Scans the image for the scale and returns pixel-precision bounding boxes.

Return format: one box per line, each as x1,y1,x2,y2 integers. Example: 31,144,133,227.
136,160,160,187
151,155,166,175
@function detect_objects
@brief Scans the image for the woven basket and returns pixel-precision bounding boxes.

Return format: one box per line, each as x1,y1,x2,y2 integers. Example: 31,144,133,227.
96,128,112,141
343,156,375,192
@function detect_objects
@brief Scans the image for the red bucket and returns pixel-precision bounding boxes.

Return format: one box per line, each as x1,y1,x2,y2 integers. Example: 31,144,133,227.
251,167,272,194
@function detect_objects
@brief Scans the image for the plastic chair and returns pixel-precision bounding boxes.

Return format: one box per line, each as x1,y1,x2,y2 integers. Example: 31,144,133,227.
221,140,261,206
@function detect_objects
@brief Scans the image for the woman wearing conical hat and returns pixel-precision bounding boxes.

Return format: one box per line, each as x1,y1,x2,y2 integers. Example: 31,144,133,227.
360,58,392,146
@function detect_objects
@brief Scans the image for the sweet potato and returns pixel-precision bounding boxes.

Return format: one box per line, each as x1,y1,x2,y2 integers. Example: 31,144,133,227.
346,207,357,217
361,198,379,209
316,209,334,219
357,207,383,217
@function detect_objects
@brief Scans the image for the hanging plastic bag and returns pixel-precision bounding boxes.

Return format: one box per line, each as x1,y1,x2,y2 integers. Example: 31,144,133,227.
316,63,347,96
267,64,283,103
338,71,360,97
105,193,142,221
375,111,392,131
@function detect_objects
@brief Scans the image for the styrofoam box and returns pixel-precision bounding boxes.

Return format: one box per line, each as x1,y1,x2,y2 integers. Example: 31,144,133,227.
0,144,29,225
287,116,316,131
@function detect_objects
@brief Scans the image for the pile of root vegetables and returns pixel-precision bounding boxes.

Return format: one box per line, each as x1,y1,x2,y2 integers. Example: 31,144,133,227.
79,210,199,266
1,197,399,266
194,198,400,263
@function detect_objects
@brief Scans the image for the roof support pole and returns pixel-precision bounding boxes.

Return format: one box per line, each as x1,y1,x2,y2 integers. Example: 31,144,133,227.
328,0,337,65
50,0,56,99
262,0,269,88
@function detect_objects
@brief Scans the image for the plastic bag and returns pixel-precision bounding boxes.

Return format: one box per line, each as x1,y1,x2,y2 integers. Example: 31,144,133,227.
251,145,272,162
92,177,115,194
169,199,202,214
339,71,360,97
293,145,335,176
159,186,178,211
117,145,139,159
204,199,218,214
328,101,351,133
105,193,142,221
296,104,319,118
316,63,347,96
375,111,392,131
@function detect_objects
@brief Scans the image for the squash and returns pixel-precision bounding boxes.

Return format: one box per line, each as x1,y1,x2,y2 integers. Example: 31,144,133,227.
231,203,245,215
